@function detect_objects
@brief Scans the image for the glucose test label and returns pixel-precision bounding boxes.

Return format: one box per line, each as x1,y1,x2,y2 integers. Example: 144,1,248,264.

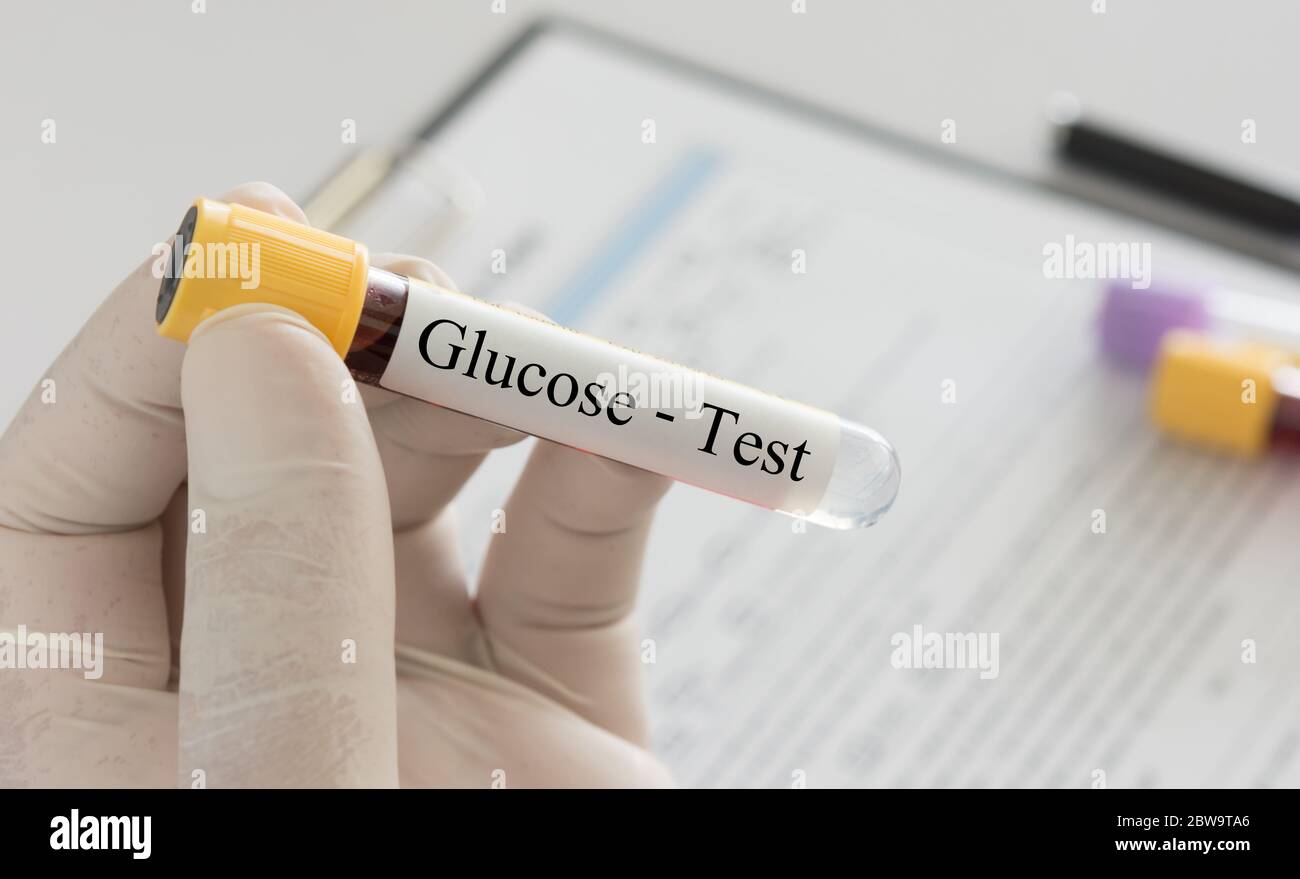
380,283,841,513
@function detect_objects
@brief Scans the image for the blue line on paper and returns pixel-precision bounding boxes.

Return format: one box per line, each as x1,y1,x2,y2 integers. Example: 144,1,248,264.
544,147,723,326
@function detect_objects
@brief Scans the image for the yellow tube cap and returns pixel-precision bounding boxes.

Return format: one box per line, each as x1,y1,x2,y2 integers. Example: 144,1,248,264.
1149,330,1287,457
155,198,370,358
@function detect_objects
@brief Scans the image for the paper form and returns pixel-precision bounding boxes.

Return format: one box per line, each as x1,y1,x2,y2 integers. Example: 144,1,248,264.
343,25,1300,787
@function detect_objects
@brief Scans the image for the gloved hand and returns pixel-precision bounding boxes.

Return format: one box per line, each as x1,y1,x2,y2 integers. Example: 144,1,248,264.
0,183,673,788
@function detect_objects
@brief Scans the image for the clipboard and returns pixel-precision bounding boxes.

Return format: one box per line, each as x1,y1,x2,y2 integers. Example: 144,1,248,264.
298,17,1300,788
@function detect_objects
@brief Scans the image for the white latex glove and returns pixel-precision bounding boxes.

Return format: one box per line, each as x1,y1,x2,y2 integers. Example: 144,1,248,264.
0,183,673,788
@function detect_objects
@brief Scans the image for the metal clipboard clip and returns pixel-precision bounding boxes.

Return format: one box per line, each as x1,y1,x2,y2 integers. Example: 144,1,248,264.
303,138,484,258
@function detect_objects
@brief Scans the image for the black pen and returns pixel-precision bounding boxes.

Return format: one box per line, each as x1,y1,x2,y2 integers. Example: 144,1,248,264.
1049,93,1300,237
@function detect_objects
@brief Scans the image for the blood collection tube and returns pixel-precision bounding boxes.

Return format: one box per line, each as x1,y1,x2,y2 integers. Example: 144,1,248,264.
1149,330,1300,456
155,198,901,529
1099,280,1300,369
